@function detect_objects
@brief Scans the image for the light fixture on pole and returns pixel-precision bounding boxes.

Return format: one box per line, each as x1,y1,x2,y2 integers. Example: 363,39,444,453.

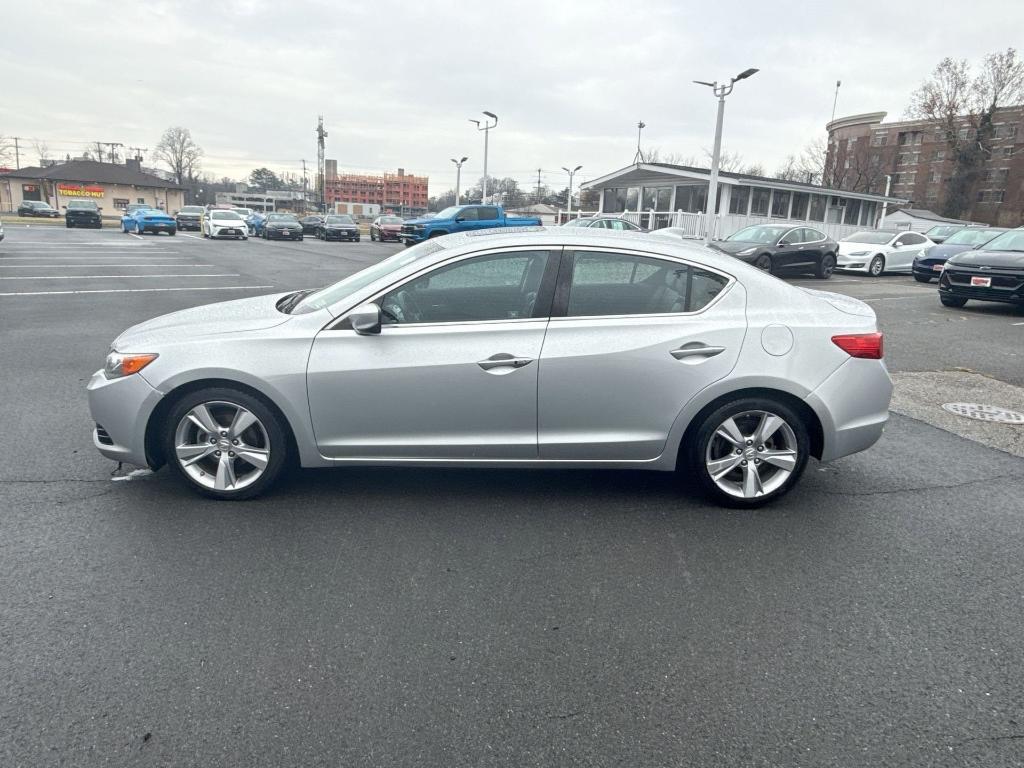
694,67,759,244
469,111,498,201
451,157,468,204
562,165,582,221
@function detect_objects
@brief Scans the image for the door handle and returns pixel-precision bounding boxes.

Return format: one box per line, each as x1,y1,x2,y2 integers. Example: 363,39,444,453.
670,344,726,360
478,353,534,371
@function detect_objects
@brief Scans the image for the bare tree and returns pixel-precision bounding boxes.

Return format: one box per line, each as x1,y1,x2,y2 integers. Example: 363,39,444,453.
154,127,204,185
33,140,51,166
907,48,1024,217
0,135,14,168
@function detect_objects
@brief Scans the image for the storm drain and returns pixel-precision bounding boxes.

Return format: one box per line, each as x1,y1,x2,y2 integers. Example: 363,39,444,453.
941,403,1024,424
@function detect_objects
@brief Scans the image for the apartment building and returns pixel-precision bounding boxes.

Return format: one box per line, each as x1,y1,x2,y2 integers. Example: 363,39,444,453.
323,165,428,218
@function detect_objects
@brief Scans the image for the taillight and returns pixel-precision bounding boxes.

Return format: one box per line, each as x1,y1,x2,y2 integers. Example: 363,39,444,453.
832,332,883,359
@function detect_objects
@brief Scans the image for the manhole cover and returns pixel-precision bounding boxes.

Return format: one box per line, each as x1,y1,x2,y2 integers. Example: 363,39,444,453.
941,403,1024,424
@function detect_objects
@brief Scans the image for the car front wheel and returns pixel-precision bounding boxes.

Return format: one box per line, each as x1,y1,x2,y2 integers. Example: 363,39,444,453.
687,398,810,508
753,254,773,273
940,294,968,308
163,388,289,500
868,255,885,276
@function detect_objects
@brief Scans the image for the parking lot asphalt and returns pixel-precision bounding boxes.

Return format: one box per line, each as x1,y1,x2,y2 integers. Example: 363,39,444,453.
2,225,1023,767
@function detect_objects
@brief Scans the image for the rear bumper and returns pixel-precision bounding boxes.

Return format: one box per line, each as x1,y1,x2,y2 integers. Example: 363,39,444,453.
87,369,164,467
805,357,893,462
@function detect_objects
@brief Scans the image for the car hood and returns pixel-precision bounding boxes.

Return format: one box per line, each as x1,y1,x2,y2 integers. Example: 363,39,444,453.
267,221,301,228
402,217,435,226
113,293,292,350
177,212,202,218
921,243,975,261
838,241,890,255
710,240,762,255
947,250,1024,269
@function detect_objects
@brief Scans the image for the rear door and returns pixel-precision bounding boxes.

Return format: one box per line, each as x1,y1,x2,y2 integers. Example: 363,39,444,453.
537,248,746,460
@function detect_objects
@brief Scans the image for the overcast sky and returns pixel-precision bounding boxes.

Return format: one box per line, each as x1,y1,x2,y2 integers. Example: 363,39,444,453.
2,0,1022,196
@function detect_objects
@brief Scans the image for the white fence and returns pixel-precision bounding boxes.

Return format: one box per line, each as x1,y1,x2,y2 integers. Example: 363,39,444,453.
559,209,871,242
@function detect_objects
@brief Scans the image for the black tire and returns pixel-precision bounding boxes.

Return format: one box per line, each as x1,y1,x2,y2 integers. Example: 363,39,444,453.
685,396,810,509
162,387,290,500
298,235,303,241
814,253,836,280
913,274,931,283
868,254,885,277
753,253,773,273
940,294,968,308
169,229,176,236
371,230,377,241
66,221,73,228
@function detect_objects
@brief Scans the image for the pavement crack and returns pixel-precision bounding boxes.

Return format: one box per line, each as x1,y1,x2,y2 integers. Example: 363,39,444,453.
815,473,1018,497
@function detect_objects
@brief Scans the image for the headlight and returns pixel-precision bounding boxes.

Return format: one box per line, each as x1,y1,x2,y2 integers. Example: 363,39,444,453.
736,247,756,256
104,352,158,379
849,250,870,256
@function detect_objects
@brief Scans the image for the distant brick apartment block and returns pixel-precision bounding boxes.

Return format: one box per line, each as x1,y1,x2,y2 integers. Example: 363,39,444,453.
825,106,1023,227
323,162,428,218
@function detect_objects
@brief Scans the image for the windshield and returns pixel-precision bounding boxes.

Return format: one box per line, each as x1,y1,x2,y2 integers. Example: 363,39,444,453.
943,228,1005,246
978,230,1024,252
293,240,446,314
561,218,591,227
67,201,97,210
233,208,253,217
926,225,961,237
843,231,895,244
434,206,461,219
180,206,204,213
211,211,242,220
379,216,403,224
267,214,298,222
727,225,790,244
326,216,354,225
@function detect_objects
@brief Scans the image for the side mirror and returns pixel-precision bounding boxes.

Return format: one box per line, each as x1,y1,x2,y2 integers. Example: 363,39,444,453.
349,302,381,335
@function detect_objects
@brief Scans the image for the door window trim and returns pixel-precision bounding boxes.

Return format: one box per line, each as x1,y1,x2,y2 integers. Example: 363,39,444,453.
325,246,563,331
550,247,736,321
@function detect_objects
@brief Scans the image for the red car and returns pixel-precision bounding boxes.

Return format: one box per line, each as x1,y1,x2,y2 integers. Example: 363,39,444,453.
370,215,404,242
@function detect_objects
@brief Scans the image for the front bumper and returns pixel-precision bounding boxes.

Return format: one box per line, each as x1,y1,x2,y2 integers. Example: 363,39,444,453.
398,229,427,243
835,255,870,272
939,268,1024,304
267,229,302,240
210,226,246,238
805,357,893,462
912,258,946,279
87,369,164,467
324,229,359,240
176,219,201,230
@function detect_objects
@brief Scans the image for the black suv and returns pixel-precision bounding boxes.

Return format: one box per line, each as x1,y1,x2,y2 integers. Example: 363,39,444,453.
65,200,103,228
18,200,61,218
175,205,205,231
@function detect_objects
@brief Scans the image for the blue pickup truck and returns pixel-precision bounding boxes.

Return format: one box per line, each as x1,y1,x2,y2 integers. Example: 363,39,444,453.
399,204,541,245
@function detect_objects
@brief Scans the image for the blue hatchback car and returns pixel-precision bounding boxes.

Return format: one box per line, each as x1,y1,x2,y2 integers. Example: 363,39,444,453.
912,227,1008,282
121,207,177,236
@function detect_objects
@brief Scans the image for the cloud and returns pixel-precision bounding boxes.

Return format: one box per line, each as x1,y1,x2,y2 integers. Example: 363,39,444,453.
2,0,1021,194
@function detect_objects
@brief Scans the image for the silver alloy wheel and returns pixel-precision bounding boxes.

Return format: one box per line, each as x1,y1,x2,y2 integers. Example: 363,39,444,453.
704,410,799,499
173,401,270,492
869,255,884,276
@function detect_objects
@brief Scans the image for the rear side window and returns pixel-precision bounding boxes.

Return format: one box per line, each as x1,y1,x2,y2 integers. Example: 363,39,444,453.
478,207,499,221
566,252,728,317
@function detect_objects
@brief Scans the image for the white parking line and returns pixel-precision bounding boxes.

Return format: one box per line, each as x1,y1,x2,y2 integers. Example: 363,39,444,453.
0,264,215,268
1013,321,1024,326
0,285,274,297
179,233,205,240
0,273,240,280
0,253,181,258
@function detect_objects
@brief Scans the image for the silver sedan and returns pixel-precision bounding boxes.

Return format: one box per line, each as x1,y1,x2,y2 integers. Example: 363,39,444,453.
88,229,892,507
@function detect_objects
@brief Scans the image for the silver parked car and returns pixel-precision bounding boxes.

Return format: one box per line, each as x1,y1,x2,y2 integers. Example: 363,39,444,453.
88,230,892,507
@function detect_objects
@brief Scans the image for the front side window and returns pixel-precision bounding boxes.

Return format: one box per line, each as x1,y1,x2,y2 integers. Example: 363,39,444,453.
380,250,550,325
566,251,728,317
456,207,479,221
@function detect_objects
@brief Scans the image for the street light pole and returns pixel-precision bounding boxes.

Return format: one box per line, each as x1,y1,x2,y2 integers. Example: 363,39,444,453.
695,68,758,244
469,111,498,201
562,165,582,221
451,156,468,204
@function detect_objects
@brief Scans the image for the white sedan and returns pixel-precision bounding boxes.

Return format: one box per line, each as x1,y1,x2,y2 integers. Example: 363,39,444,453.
836,230,934,276
202,210,249,240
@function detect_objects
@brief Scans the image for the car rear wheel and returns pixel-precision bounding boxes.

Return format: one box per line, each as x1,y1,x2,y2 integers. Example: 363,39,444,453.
687,398,810,508
913,274,931,283
814,253,836,279
163,388,289,500
940,294,968,308
753,254,773,273
868,255,885,277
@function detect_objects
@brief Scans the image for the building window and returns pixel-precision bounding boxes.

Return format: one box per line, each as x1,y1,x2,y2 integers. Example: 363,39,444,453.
674,184,710,213
728,185,750,215
931,150,946,161
928,170,940,183
976,190,1005,203
808,194,826,222
113,198,130,210
642,186,672,211
750,187,771,216
844,198,862,226
770,190,791,218
957,127,970,141
790,191,810,220
871,132,888,147
898,131,922,146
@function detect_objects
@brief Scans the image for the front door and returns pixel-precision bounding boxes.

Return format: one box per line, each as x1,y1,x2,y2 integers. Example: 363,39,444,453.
538,249,746,460
889,232,929,271
307,248,557,459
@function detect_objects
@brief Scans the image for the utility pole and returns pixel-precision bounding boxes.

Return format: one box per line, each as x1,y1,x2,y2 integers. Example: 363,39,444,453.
127,146,147,161
694,68,759,243
13,137,22,169
301,159,309,211
98,142,123,163
536,168,543,203
316,116,327,213
633,121,646,164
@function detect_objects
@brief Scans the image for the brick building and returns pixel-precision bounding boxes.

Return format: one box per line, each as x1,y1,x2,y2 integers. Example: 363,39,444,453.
825,107,1023,227
323,163,428,218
